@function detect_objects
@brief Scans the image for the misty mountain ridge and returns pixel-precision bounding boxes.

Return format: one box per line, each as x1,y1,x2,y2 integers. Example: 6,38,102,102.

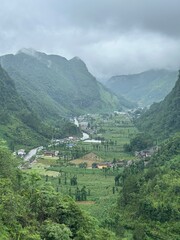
105,69,178,107
0,64,52,148
136,71,180,139
0,49,134,122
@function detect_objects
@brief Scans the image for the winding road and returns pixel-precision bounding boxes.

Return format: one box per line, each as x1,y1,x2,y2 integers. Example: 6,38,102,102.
24,146,43,162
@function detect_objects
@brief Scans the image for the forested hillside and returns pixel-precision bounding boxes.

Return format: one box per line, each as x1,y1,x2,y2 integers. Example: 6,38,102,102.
106,71,180,239
105,69,177,106
136,71,180,139
0,65,52,149
106,133,180,239
0,49,133,122
0,65,79,149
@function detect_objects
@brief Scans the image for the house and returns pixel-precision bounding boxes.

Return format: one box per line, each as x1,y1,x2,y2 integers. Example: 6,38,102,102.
116,160,125,167
44,151,56,157
17,149,26,157
96,162,112,169
135,146,159,159
66,143,75,148
79,122,89,130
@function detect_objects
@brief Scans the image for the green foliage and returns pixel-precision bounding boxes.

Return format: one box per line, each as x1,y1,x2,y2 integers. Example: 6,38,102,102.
78,162,87,168
0,65,53,148
0,49,128,122
123,133,153,152
0,64,79,148
0,145,18,178
108,133,180,239
41,221,72,240
0,144,117,240
136,71,180,139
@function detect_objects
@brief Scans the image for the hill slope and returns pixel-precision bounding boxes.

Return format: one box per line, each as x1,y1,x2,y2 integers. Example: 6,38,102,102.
136,71,180,139
0,49,132,121
108,133,180,239
0,64,53,149
105,69,178,106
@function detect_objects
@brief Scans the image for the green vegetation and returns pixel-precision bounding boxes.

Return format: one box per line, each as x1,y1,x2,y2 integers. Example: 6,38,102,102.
0,57,179,240
0,65,51,149
25,112,137,226
136,71,180,140
123,133,154,152
0,103,179,240
106,69,178,106
25,107,180,240
77,113,138,160
0,142,117,240
105,133,180,239
0,49,132,123
28,162,122,222
0,64,80,150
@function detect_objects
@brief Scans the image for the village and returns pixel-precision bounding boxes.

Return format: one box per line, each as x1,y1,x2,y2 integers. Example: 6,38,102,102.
18,111,158,172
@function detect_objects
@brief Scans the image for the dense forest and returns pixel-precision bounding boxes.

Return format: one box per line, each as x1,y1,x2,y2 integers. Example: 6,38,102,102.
0,64,80,149
105,133,180,239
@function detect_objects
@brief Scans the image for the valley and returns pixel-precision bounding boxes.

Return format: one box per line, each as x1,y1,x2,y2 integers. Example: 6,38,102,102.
1,2,180,239
22,112,138,223
0,51,179,239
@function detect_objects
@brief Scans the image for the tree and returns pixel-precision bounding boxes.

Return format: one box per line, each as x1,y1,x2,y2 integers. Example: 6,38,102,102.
78,162,87,168
0,144,18,179
41,221,72,240
123,133,153,153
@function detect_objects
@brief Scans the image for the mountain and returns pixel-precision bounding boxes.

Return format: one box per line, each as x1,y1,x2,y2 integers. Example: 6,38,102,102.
0,49,133,122
136,71,180,139
0,64,53,149
105,69,178,107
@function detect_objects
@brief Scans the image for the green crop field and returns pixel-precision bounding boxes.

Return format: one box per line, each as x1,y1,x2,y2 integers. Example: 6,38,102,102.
26,113,138,221
27,160,123,221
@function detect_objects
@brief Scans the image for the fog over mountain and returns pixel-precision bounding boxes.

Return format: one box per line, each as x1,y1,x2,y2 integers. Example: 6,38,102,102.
105,69,178,106
0,0,180,78
1,49,133,120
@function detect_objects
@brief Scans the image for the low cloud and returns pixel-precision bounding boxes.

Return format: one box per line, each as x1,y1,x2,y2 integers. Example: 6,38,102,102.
0,0,180,77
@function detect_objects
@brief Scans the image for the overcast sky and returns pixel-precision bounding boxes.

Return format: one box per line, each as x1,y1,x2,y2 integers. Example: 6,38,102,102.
0,0,180,78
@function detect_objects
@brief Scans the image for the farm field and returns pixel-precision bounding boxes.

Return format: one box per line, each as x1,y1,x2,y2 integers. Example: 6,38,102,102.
49,112,138,162
26,157,123,221
25,112,138,221
78,113,138,161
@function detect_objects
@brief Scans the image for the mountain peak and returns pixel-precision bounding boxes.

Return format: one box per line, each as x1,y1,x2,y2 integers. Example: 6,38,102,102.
70,56,84,62
17,48,38,56
69,56,88,71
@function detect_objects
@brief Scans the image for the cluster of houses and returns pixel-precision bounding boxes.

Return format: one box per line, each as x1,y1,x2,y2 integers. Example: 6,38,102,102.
92,160,133,169
134,146,159,159
51,136,79,145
